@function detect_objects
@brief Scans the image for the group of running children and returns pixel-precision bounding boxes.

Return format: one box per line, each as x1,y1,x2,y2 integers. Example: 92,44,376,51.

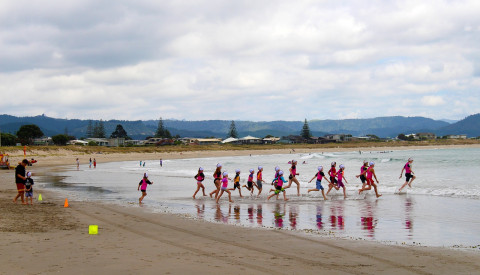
189,158,416,203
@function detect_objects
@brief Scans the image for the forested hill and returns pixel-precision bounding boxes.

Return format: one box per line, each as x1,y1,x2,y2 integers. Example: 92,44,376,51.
1,114,474,139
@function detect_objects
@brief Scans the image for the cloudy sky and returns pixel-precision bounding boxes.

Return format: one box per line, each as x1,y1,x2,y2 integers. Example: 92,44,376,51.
1,0,480,121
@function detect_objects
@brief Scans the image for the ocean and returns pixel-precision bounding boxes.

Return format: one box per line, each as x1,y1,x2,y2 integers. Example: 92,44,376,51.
36,147,480,249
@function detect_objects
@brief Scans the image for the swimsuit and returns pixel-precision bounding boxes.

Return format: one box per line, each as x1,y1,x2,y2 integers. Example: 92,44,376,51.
404,162,413,181
360,166,367,183
256,171,263,189
221,177,228,190
336,171,345,188
234,174,241,189
329,167,337,184
315,171,325,190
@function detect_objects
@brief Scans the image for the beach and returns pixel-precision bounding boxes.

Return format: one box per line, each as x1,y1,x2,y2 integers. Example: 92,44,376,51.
2,145,480,274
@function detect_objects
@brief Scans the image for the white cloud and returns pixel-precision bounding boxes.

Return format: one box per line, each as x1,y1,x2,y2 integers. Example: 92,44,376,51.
0,0,480,121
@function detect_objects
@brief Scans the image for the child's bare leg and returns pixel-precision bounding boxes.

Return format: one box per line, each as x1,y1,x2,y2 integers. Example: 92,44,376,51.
216,190,224,203
201,186,206,196
399,181,409,191
342,187,347,199
227,190,233,203
308,188,318,193
294,178,300,196
321,190,328,200
239,189,243,198
283,192,288,201
408,176,416,187
193,186,200,199
257,188,262,196
372,183,382,198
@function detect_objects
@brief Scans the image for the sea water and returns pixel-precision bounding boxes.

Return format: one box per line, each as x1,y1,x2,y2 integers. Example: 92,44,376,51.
36,148,480,249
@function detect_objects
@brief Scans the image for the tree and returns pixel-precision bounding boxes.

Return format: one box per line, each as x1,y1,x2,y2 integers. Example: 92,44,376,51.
52,134,69,145
93,120,106,138
110,124,129,139
0,133,17,146
301,119,311,139
228,121,238,138
397,133,407,140
155,117,166,138
86,120,93,138
16,124,44,145
165,129,172,139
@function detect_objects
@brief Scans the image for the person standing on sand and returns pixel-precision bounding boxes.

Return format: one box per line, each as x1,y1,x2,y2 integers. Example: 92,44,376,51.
308,166,330,200
76,158,79,169
138,173,153,204
24,172,35,205
160,159,162,167
209,163,222,199
399,158,416,192
89,158,92,168
13,159,28,204
193,167,206,199
93,158,96,168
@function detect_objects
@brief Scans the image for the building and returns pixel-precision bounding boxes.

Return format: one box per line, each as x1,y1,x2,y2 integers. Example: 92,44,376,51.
238,136,262,144
222,137,240,144
196,138,222,145
325,134,352,142
67,140,89,146
33,137,53,146
416,133,436,140
446,134,467,139
262,137,280,144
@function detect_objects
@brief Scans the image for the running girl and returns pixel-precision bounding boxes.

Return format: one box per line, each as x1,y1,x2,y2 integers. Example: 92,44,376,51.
209,163,222,199
286,160,301,196
326,162,339,195
193,167,206,199
331,164,348,199
357,161,369,194
359,162,382,198
242,169,255,195
267,171,289,201
399,158,416,192
256,166,266,196
230,169,243,197
216,172,234,203
269,166,280,193
138,173,153,204
308,166,330,200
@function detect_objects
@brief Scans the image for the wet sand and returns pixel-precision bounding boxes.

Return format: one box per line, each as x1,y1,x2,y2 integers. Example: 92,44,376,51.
1,147,480,274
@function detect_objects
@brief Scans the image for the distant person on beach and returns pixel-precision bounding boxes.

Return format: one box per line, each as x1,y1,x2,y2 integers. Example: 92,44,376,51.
359,162,382,198
13,159,28,204
93,158,97,168
193,167,206,199
160,159,163,167
89,158,92,168
216,172,233,203
143,161,146,167
286,160,301,196
326,162,339,195
308,166,330,200
76,158,79,169
231,169,243,197
209,163,222,199
138,173,153,204
139,160,142,167
24,172,34,205
399,158,416,192
267,170,288,201
256,166,266,196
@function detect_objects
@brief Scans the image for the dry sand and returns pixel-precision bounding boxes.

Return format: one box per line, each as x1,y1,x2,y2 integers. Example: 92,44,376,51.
1,145,480,274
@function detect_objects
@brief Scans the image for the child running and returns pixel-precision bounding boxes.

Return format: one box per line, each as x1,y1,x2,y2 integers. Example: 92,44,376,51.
193,167,206,199
138,173,153,204
326,162,339,195
209,163,222,199
286,160,301,196
230,169,243,197
357,161,369,193
307,166,330,200
24,172,34,205
216,172,234,203
331,164,348,199
242,169,255,195
399,158,416,192
267,171,289,201
256,166,266,196
358,162,382,198
269,166,281,193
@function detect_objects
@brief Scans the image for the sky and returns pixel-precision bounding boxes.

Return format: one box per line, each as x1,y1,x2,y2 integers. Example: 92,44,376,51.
1,0,480,122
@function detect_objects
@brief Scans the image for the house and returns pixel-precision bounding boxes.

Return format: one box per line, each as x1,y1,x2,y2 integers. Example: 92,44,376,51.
262,137,280,144
238,136,262,144
325,134,352,142
67,140,89,146
196,138,222,145
416,133,436,140
278,135,304,144
446,134,467,139
222,137,240,144
124,140,146,146
85,138,109,146
33,137,53,146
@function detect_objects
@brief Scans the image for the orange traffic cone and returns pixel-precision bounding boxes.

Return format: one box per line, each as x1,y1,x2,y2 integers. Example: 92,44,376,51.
64,198,69,208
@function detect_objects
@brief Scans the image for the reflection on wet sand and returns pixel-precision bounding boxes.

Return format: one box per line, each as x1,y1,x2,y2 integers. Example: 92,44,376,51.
316,205,323,229
288,205,298,229
404,197,414,238
273,203,285,228
329,201,345,230
360,200,378,238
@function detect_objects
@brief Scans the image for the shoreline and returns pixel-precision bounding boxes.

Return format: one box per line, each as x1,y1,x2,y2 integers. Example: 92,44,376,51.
2,146,480,274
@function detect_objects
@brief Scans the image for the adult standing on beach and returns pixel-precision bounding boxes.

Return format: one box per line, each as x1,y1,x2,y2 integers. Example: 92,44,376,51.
286,160,301,196
13,159,28,204
209,163,222,199
399,158,416,192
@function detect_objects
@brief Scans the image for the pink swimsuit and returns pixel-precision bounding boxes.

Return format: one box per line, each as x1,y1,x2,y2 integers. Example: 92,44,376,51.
221,178,228,189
